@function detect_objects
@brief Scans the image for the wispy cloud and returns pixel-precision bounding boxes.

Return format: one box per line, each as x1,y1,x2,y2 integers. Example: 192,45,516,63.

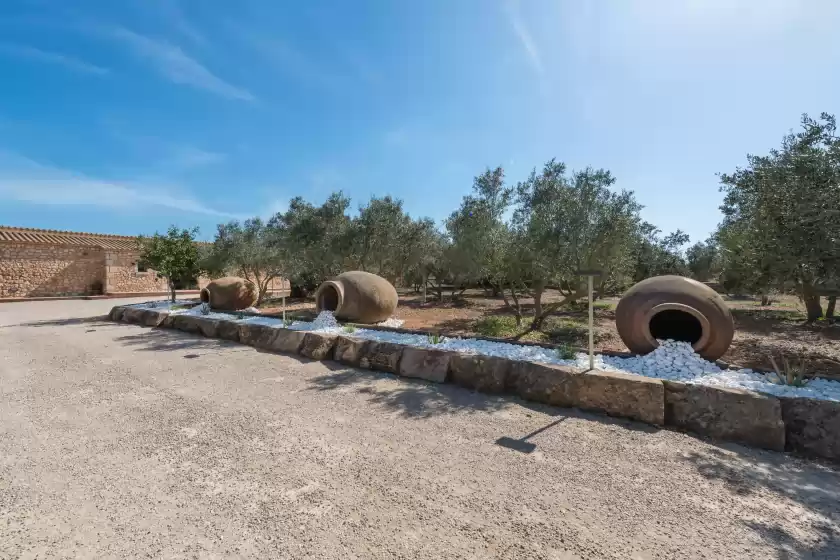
505,0,545,79
107,27,254,101
228,24,342,93
0,152,243,218
0,43,109,75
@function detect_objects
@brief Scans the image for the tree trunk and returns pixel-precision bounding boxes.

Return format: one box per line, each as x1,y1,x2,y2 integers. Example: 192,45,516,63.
530,282,546,331
826,295,836,319
801,283,823,322
169,280,177,303
510,287,523,326
760,293,770,306
531,282,588,331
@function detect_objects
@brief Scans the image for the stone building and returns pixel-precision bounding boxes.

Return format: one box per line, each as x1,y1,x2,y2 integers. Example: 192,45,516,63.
0,226,289,299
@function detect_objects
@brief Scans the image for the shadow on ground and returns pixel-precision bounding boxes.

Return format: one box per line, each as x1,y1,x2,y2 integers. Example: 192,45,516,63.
115,327,242,353
308,368,512,418
0,315,112,328
307,366,661,442
683,447,840,558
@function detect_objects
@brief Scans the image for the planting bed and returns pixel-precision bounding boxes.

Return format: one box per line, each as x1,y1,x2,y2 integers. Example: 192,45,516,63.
111,302,840,462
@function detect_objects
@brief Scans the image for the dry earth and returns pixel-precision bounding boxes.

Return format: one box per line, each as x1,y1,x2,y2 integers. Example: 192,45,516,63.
1,298,839,558
262,291,840,379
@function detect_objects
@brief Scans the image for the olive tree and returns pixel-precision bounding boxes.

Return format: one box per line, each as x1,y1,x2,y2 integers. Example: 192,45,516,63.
514,160,642,330
138,226,202,302
203,218,287,305
266,192,354,296
718,112,840,321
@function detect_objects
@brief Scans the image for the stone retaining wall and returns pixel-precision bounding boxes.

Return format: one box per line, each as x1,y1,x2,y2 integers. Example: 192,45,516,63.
109,305,839,464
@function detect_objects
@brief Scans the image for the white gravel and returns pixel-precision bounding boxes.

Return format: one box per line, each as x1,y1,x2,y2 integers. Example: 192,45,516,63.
129,306,840,402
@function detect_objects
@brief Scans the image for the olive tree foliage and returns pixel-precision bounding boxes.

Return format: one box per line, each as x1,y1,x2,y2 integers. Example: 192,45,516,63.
266,192,354,296
138,226,202,302
630,224,690,283
717,112,840,321
513,160,643,330
345,195,434,284
262,192,439,296
686,238,720,282
446,168,515,282
202,218,286,305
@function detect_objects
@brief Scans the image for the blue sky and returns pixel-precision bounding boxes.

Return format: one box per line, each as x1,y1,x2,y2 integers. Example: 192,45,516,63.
1,0,838,244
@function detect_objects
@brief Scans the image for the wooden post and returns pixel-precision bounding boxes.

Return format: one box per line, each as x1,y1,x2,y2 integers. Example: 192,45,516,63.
576,269,602,372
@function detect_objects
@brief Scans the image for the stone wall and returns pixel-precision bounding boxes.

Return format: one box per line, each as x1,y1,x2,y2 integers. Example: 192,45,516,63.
105,251,169,294
0,242,105,297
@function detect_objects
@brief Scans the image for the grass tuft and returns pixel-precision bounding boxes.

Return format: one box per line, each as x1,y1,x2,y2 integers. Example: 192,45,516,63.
474,315,520,337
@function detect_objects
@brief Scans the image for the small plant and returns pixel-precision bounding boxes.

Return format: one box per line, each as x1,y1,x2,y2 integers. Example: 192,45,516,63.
427,332,444,345
198,302,211,315
766,353,810,387
556,343,576,360
283,318,294,327
342,325,357,334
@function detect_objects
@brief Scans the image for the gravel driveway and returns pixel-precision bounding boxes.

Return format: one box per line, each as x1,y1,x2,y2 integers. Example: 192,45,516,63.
1,299,839,559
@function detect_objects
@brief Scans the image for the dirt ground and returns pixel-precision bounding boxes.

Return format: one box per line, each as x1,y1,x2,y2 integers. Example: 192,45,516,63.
2,299,839,558
260,290,840,380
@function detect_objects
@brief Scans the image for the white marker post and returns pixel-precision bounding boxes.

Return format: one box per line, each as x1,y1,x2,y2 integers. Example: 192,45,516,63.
282,295,286,324
576,269,603,371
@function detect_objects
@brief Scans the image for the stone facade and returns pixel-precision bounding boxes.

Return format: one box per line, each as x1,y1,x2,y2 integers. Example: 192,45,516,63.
0,226,291,299
104,251,169,294
0,242,106,297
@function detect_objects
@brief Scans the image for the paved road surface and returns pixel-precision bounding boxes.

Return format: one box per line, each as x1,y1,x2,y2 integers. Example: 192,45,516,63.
1,299,839,559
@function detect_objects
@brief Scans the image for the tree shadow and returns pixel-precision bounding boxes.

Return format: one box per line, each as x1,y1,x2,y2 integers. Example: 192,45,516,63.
307,368,513,419
0,315,112,328
682,447,840,558
307,367,663,438
115,328,239,353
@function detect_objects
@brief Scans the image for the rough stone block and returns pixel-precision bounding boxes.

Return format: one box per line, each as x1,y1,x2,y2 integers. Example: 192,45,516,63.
216,320,241,343
780,396,840,462
109,306,125,322
120,307,146,325
191,316,221,338
449,354,510,393
169,314,203,335
507,361,579,408
574,370,665,426
270,329,307,354
359,341,404,373
138,309,166,327
665,381,785,450
398,347,452,383
663,381,785,451
238,323,278,350
300,332,338,360
333,336,368,367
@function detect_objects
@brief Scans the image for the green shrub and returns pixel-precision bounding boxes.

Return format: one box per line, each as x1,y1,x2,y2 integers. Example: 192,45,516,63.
342,325,357,334
427,332,444,345
556,343,576,360
474,315,520,337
